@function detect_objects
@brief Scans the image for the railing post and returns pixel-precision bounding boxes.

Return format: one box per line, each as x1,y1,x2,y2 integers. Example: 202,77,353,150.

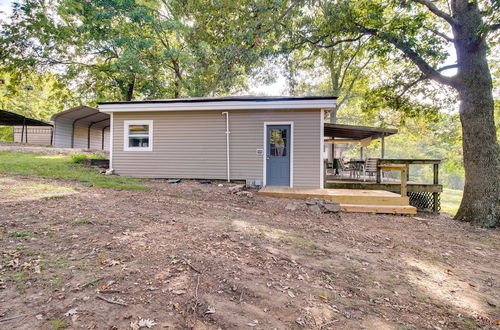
433,163,439,213
400,167,407,197
376,159,382,183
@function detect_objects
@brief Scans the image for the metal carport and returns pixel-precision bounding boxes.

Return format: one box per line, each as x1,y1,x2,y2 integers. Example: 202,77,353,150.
51,106,110,150
0,109,53,144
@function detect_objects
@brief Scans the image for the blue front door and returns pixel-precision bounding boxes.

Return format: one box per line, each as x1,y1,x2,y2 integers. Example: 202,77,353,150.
266,125,291,186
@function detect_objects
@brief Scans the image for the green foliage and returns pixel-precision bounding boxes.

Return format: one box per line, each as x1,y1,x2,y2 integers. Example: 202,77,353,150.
0,69,78,121
8,231,32,237
0,151,148,190
49,319,69,330
0,126,13,142
1,0,268,100
70,153,107,164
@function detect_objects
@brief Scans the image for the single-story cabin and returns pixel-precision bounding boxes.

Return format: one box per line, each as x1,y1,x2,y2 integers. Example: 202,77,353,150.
99,96,336,188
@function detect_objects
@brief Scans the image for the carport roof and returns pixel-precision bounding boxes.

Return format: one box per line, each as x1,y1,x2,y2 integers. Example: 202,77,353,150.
324,123,398,140
0,109,53,126
52,105,110,129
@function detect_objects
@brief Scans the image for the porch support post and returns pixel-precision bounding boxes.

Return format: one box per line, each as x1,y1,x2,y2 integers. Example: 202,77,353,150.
381,135,385,158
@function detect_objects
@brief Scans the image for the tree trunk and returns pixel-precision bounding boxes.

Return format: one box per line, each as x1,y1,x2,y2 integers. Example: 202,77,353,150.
452,1,499,227
125,77,135,102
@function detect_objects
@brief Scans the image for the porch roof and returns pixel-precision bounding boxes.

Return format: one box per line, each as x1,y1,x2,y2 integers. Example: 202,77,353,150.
324,123,397,140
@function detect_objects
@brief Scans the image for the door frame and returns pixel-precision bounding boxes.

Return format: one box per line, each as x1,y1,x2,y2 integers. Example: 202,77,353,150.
263,122,294,187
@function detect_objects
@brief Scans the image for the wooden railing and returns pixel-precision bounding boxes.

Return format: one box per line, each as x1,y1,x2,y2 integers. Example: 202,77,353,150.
376,159,441,185
376,159,441,212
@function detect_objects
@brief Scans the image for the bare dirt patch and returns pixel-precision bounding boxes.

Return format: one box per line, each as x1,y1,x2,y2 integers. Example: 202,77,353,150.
0,176,498,329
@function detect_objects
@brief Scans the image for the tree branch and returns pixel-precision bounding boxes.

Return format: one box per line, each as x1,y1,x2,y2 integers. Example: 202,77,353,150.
263,0,303,33
358,25,457,87
437,64,458,71
489,23,500,31
410,0,457,26
425,27,454,42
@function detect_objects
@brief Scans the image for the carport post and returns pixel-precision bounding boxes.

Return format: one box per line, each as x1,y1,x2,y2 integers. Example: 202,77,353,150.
102,126,109,150
20,121,25,143
71,113,100,148
88,118,109,149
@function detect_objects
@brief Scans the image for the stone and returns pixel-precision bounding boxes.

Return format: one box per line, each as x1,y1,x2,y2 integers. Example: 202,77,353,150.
104,169,115,176
285,203,298,211
228,184,245,194
236,191,253,198
309,204,322,214
323,202,341,213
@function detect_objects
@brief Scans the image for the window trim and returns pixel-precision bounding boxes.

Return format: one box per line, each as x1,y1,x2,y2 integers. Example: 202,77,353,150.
123,120,153,151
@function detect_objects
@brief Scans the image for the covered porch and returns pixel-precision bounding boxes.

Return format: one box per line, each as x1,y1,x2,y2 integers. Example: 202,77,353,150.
322,123,443,212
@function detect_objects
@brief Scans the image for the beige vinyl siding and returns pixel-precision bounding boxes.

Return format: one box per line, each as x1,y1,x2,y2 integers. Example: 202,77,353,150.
112,109,321,187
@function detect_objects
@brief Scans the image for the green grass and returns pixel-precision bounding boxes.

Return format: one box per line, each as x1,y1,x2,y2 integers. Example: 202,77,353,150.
70,152,106,163
49,318,69,330
440,188,463,216
8,231,32,237
0,151,148,191
69,217,91,226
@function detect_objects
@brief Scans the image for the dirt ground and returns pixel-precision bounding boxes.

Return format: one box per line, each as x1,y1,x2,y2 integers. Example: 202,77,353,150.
0,142,108,156
0,175,498,329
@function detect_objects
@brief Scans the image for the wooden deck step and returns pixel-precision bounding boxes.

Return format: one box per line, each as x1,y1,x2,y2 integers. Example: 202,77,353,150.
340,204,417,215
258,186,409,206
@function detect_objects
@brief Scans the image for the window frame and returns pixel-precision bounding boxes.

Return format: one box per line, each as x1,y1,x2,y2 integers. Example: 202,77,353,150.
123,120,153,151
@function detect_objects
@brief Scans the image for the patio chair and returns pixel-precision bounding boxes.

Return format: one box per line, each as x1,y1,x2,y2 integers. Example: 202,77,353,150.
348,158,363,179
338,158,351,177
362,157,379,181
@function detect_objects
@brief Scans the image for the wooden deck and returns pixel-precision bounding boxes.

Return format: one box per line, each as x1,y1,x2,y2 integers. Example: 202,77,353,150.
325,180,443,193
258,186,417,215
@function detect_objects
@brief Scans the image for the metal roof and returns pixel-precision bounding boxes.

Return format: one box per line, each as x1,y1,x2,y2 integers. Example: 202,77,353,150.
0,109,53,126
324,123,398,140
99,95,338,105
51,105,110,129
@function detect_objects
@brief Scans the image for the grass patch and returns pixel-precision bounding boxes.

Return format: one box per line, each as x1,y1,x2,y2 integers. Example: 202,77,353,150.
0,151,148,191
49,318,69,330
440,188,463,216
69,217,91,226
71,152,106,164
0,178,77,200
8,230,32,237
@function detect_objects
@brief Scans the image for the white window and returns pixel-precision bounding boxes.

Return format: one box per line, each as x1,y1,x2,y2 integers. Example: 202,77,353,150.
124,120,153,151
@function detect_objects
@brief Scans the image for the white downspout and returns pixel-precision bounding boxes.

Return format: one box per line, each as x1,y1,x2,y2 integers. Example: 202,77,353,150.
222,112,230,182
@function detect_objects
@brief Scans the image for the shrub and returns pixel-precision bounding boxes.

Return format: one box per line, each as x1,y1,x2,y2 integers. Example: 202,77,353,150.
71,153,107,164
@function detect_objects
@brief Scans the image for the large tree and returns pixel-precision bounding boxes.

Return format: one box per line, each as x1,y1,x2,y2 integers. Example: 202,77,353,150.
281,0,498,226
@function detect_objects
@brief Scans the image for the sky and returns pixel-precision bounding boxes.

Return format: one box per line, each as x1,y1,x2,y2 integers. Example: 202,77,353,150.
0,0,12,21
